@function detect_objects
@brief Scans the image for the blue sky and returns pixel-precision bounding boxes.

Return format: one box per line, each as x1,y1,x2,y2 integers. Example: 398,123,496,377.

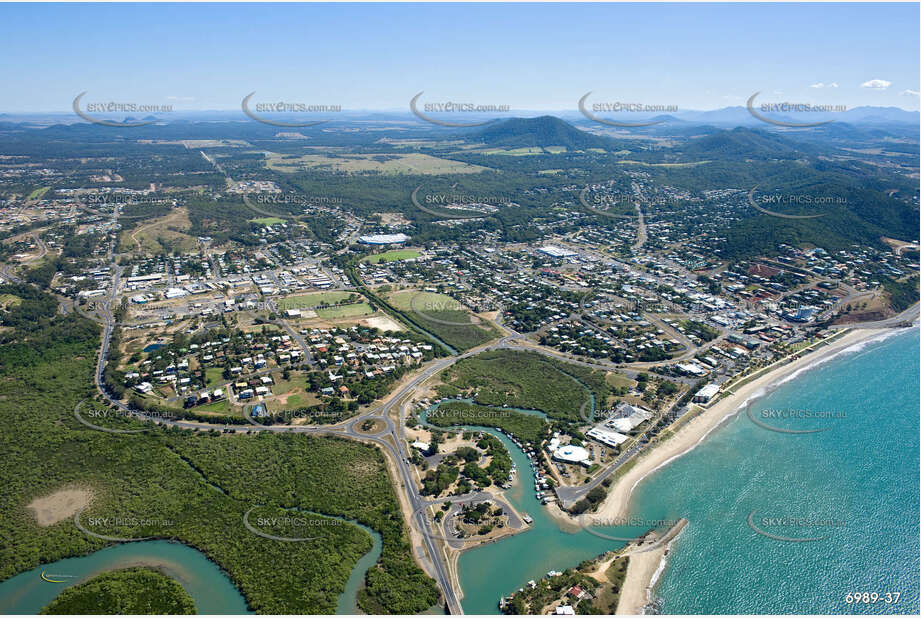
1,2,918,112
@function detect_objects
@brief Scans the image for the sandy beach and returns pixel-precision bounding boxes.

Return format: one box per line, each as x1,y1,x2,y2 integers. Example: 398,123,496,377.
593,328,892,610
616,519,687,615
590,327,888,526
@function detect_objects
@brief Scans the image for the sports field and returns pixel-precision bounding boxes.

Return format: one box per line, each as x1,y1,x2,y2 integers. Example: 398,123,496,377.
361,249,421,264
250,217,285,226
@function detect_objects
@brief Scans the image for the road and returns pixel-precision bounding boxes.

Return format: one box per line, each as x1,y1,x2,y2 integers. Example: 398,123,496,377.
829,301,920,329
90,281,523,612
80,196,921,614
632,202,646,251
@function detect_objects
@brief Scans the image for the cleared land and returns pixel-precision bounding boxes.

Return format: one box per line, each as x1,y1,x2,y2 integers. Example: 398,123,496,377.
316,302,375,319
27,488,94,526
362,315,403,332
121,208,198,254
265,152,488,175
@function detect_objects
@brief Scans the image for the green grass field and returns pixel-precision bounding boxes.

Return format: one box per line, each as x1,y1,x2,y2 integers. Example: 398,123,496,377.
204,367,225,386
360,249,421,264
605,372,637,390
316,302,375,319
477,147,546,156
250,217,286,226
0,294,22,309
388,290,457,312
28,187,50,200
194,399,231,413
278,291,358,311
265,374,319,412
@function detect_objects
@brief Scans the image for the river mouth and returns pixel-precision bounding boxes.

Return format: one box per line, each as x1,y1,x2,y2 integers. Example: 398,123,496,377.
417,400,672,614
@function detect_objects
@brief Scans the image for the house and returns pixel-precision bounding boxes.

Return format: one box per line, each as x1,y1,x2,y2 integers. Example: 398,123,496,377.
554,605,575,615
135,382,153,394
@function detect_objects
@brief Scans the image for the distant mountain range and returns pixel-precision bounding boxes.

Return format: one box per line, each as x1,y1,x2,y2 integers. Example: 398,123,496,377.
566,105,919,127
2,105,915,128
469,117,818,159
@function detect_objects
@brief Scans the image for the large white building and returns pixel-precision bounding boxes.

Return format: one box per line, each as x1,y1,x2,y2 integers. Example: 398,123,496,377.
358,233,410,245
605,403,652,433
586,426,628,447
539,244,578,258
693,383,720,404
552,443,590,465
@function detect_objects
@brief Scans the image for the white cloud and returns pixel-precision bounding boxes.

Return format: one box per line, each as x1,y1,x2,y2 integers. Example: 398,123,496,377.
901,89,920,97
809,82,838,89
860,79,891,89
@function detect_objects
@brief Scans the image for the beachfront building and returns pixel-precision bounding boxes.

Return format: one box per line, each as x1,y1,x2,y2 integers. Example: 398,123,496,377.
586,426,628,448
551,443,590,466
606,402,653,432
693,383,720,404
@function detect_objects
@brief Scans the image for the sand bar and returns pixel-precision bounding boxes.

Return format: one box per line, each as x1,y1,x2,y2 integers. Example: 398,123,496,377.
617,519,687,614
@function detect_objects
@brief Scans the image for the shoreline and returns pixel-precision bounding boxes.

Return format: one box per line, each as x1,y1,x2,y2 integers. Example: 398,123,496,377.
590,327,893,526
616,519,687,615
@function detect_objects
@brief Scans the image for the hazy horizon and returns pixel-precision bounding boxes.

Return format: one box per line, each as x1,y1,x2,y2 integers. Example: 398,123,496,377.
1,2,918,114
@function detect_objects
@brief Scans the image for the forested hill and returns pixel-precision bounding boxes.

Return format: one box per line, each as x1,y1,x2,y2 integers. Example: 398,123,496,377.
679,127,816,160
471,116,621,151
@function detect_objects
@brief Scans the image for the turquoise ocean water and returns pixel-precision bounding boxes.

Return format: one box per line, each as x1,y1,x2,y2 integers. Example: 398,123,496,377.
459,329,920,614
